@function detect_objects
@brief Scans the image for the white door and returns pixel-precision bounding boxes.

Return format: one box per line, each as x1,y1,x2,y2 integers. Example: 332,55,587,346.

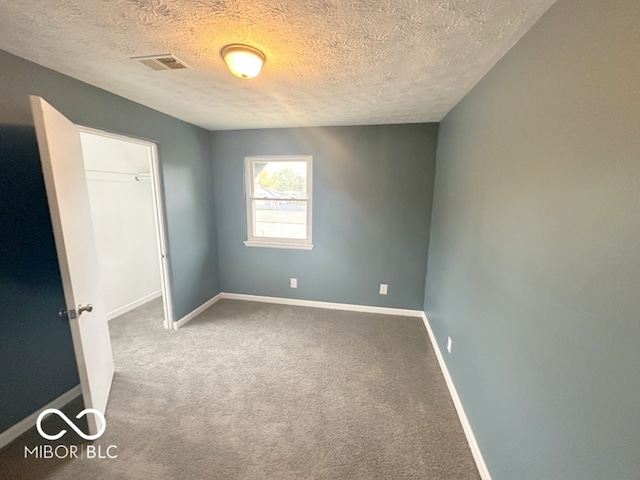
31,96,114,435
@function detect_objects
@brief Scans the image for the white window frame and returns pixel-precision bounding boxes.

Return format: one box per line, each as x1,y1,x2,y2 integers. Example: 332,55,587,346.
243,155,313,250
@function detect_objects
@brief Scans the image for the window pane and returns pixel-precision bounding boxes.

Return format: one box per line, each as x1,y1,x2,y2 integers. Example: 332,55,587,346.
253,161,307,199
253,200,307,239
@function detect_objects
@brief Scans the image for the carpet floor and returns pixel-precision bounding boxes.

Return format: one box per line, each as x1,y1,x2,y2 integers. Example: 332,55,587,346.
1,298,480,479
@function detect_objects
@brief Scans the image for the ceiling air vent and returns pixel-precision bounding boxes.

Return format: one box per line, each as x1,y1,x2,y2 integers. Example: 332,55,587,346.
133,54,191,71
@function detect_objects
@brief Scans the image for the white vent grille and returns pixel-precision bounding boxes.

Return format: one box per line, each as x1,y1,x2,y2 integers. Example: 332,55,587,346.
133,54,190,71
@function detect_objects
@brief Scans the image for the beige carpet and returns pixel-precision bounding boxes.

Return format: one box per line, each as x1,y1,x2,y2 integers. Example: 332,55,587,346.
0,299,480,479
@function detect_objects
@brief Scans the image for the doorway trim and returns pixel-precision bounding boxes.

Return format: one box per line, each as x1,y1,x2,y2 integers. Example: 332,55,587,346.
78,126,175,329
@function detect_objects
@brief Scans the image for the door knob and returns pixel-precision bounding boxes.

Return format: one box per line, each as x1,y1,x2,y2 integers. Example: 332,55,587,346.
78,304,93,315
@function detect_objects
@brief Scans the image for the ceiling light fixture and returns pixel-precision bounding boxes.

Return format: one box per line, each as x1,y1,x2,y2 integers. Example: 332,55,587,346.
221,44,266,79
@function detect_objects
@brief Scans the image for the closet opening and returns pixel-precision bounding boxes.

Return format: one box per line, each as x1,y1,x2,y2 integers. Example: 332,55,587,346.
78,127,173,329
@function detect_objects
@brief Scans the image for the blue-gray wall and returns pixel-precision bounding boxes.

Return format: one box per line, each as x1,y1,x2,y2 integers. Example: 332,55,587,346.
0,49,220,432
424,0,640,478
211,125,437,310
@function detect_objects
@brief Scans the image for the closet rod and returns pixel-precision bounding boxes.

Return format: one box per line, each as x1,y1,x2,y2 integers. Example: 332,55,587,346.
85,169,151,182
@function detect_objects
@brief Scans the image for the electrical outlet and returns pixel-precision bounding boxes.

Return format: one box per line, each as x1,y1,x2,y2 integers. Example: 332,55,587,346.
447,337,452,354
379,284,388,295
290,278,297,289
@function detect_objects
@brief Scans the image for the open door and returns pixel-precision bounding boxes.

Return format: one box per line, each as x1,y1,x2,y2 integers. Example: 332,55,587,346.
31,96,114,435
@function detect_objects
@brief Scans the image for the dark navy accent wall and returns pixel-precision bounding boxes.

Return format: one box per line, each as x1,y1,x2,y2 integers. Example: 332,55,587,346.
0,125,77,432
211,124,438,310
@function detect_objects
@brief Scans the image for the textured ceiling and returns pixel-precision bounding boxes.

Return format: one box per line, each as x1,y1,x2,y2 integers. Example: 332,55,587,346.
0,0,555,130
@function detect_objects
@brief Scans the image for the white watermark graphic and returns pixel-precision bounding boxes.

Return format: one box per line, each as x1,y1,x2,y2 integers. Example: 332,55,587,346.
25,408,117,459
36,408,106,440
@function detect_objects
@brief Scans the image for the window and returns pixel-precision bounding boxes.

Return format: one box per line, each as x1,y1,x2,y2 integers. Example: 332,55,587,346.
244,155,313,250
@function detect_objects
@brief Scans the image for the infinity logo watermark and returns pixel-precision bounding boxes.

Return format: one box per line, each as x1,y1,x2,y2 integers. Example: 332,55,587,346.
36,408,106,440
25,408,117,459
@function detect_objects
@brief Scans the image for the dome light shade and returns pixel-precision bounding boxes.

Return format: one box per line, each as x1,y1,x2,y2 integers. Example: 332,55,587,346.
221,44,265,79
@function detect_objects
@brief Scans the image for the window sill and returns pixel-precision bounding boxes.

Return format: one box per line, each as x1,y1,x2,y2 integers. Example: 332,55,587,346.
243,240,314,250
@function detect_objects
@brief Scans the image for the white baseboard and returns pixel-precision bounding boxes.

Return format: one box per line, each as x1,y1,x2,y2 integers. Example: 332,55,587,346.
107,290,162,321
0,385,82,450
173,292,223,329
172,292,423,329
221,293,423,317
421,313,492,480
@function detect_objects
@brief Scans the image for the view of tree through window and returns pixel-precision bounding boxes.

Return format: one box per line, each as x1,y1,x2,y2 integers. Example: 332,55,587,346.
257,166,304,193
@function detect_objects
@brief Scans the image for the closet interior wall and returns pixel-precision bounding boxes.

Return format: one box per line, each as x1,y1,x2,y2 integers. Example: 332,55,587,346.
79,131,162,320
